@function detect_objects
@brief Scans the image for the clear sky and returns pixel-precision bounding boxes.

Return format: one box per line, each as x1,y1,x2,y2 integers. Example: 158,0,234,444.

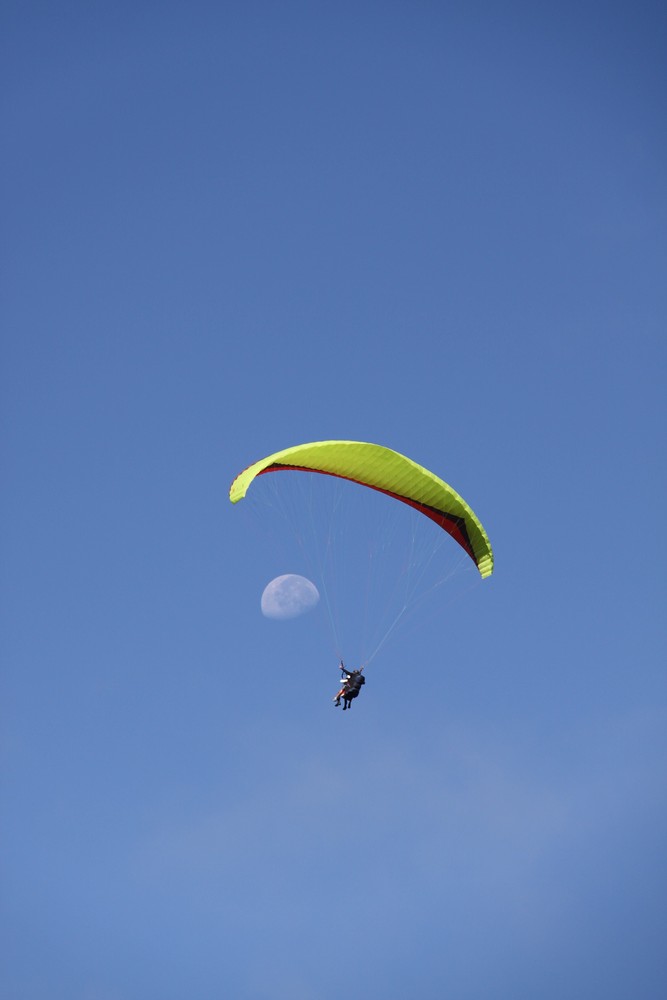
2,2,666,998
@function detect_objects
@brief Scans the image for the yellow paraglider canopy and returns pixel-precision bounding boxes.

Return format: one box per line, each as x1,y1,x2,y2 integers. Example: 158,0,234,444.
230,440,493,578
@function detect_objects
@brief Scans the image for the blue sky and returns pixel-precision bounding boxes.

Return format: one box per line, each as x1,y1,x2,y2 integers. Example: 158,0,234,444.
2,2,666,997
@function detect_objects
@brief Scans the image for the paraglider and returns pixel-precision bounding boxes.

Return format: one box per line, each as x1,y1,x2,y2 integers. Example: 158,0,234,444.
230,439,493,711
333,661,365,711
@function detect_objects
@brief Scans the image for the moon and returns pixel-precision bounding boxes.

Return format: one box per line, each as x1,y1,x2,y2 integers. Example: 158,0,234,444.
261,574,320,620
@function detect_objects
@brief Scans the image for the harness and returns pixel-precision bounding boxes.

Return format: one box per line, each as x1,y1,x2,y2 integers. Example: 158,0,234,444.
343,671,365,696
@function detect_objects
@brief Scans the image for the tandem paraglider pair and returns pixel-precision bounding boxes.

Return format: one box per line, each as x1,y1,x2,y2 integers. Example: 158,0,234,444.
333,661,365,711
